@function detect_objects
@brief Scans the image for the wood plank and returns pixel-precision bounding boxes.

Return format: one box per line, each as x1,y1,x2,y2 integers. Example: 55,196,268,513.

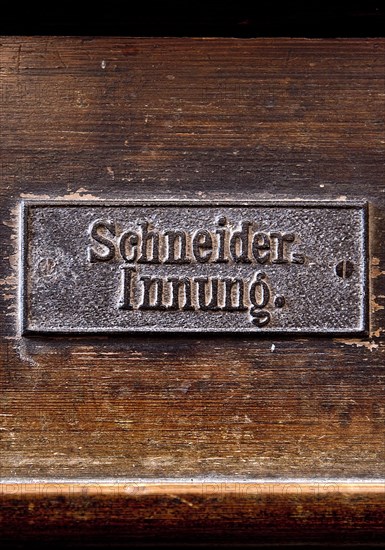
2,482,385,546
1,37,385,543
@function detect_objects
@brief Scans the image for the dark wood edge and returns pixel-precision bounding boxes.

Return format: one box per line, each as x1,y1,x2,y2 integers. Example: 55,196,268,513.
1,481,385,545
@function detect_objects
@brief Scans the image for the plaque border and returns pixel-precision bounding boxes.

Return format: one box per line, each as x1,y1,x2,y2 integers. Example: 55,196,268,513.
19,199,369,337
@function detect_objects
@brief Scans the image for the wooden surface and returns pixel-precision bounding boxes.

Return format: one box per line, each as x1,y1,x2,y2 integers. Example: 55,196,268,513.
2,482,385,547
1,37,385,545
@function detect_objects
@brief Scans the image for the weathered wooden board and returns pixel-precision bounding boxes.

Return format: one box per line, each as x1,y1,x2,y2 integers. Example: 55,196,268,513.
1,482,385,547
1,37,385,544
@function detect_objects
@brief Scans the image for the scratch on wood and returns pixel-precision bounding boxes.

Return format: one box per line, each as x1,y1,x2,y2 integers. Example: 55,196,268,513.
167,494,196,507
16,44,21,73
371,295,384,312
334,338,379,352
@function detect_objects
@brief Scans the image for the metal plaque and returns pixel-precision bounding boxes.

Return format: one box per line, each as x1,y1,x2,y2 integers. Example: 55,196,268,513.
20,201,368,335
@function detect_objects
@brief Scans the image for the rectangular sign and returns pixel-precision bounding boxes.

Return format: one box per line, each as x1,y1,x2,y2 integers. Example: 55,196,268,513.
20,201,368,335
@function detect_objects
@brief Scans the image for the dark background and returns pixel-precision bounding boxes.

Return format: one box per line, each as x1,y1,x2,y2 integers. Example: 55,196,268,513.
0,2,384,37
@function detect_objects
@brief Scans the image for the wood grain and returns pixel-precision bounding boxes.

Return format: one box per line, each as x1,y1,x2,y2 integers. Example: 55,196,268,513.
1,482,385,546
1,37,385,543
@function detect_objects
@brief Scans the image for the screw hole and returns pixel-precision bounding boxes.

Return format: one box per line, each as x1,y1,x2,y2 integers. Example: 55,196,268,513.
336,260,354,279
